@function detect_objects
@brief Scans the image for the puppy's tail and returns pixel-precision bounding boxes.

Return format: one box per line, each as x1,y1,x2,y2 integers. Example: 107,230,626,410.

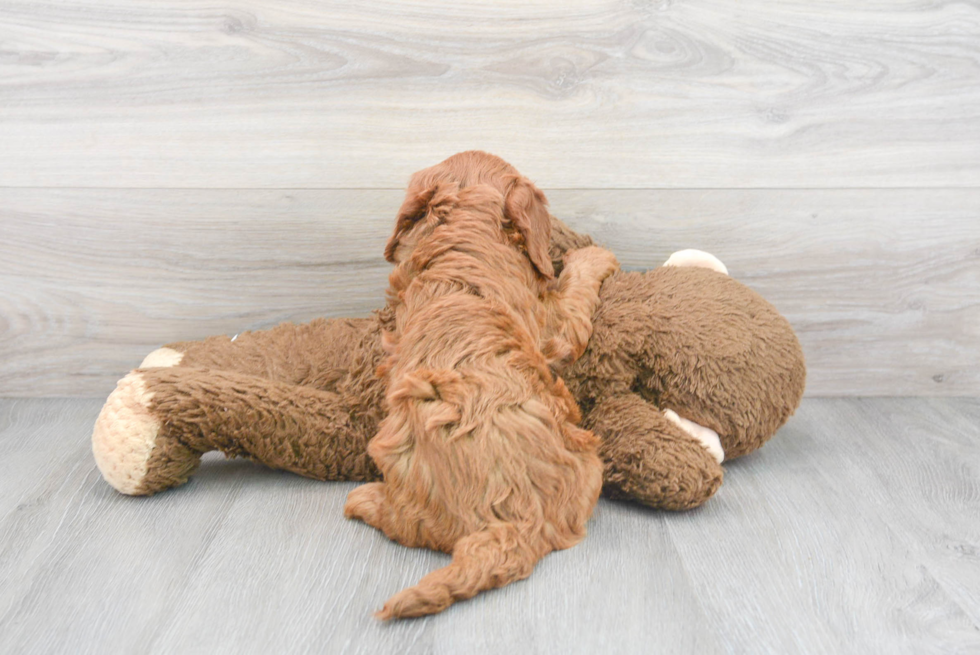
377,523,539,620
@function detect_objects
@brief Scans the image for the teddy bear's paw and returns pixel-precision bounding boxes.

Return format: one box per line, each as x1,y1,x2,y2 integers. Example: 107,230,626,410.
663,249,728,275
663,409,724,464
93,372,203,496
140,347,183,368
92,372,162,494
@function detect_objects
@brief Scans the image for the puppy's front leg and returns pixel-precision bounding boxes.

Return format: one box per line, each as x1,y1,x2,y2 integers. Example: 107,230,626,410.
541,246,619,368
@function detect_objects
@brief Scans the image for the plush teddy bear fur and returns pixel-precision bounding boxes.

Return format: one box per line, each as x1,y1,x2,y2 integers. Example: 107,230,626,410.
92,218,805,510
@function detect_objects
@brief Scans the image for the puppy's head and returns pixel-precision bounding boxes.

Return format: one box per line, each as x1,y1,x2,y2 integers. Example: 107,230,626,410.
385,151,554,279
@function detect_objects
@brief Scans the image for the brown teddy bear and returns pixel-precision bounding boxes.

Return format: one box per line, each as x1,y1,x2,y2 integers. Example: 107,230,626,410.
91,218,805,511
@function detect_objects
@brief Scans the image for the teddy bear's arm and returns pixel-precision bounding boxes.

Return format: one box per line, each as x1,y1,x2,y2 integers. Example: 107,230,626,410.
583,391,724,511
92,365,383,496
540,246,619,368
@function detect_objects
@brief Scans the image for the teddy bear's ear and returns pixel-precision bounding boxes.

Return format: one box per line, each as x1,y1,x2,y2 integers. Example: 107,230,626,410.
504,176,554,279
384,180,458,263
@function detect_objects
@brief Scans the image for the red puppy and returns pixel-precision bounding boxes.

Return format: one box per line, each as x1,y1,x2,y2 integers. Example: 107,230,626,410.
344,151,618,619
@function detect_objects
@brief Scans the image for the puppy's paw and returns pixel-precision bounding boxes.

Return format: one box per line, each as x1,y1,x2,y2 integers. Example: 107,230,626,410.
564,246,619,283
344,482,387,526
663,249,728,275
663,409,724,464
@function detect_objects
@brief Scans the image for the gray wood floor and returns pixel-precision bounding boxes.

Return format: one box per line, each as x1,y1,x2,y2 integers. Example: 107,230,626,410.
1,397,978,654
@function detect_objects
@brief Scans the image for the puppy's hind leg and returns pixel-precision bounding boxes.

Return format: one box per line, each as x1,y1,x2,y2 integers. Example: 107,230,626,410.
344,482,388,528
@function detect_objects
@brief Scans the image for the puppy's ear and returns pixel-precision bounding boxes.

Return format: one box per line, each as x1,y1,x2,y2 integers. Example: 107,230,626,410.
505,177,554,279
385,181,458,263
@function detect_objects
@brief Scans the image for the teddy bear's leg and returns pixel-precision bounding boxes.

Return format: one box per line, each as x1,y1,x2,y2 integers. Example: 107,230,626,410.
584,392,724,511
93,365,381,496
150,317,372,387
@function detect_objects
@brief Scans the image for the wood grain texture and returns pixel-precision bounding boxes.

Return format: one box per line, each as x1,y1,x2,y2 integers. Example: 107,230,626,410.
1,0,979,188
0,397,977,654
2,188,977,398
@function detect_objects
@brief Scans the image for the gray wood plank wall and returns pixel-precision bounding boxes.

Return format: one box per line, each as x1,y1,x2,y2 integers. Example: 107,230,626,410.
1,1,979,397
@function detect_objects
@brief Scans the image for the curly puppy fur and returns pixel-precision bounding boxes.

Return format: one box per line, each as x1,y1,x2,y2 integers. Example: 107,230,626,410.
344,152,614,620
